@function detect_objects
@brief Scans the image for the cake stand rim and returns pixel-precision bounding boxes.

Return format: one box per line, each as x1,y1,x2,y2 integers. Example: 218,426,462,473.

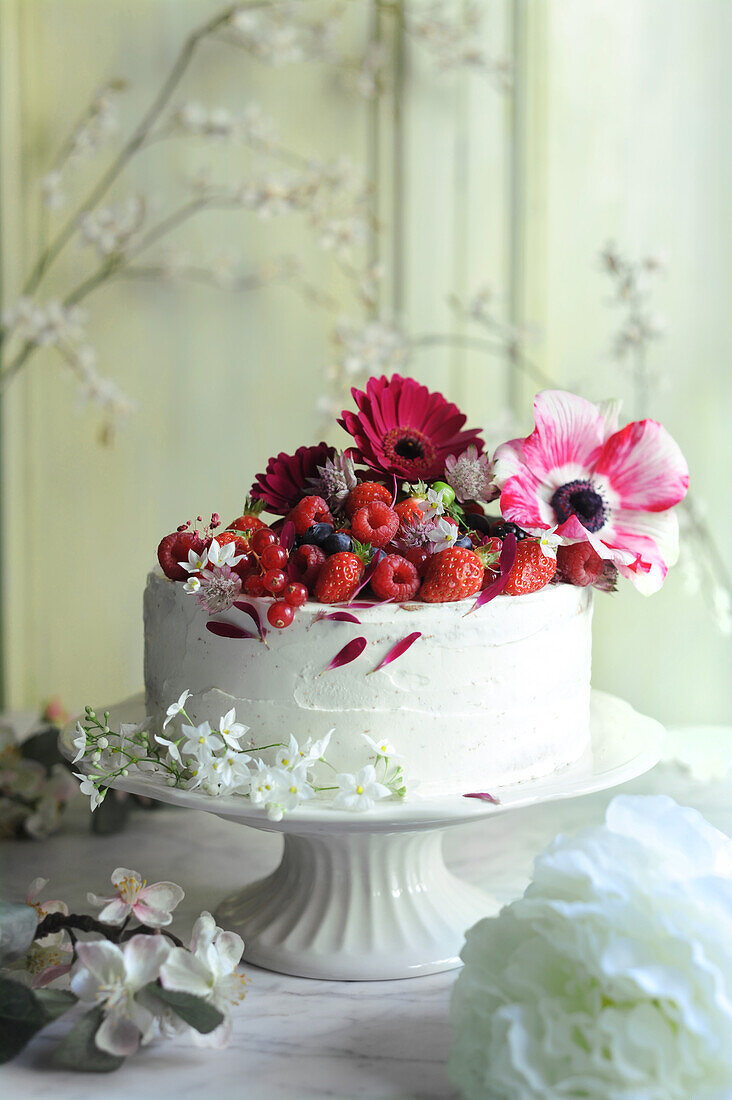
59,688,663,832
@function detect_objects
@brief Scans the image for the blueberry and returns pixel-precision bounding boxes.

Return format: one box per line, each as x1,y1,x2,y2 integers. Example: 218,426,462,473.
323,531,353,555
302,522,334,547
490,521,529,541
454,535,474,549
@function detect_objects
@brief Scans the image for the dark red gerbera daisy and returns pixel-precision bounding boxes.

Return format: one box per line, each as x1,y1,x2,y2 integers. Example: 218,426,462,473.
250,442,335,515
338,374,484,481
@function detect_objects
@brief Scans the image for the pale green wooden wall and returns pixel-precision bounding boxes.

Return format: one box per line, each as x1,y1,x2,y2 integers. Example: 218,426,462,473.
1,0,730,731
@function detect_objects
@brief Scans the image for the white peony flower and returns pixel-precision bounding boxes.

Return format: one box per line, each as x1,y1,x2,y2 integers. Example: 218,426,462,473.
333,765,391,812
449,795,732,1100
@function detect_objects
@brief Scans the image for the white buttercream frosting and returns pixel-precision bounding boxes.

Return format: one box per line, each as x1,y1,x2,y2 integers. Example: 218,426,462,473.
143,570,593,797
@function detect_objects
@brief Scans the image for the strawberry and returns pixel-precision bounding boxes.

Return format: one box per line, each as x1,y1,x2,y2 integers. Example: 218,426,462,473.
503,538,557,596
394,498,424,535
345,481,392,519
473,536,503,578
288,544,327,591
371,554,420,601
157,531,205,582
314,550,366,604
227,496,268,536
556,542,604,587
288,495,334,536
351,501,400,549
420,547,484,603
215,530,256,581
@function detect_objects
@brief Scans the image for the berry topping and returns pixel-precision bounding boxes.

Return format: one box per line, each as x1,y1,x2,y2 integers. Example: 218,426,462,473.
490,521,529,542
351,501,399,549
371,554,421,602
431,481,456,507
556,542,604,588
262,568,287,595
283,582,308,607
345,481,392,519
420,547,485,603
157,531,205,582
243,573,266,597
502,538,557,596
314,551,365,604
404,546,431,577
454,535,474,549
251,527,279,555
467,512,496,535
289,495,334,535
287,544,326,591
260,544,288,571
301,522,334,547
267,601,295,629
226,497,267,537
394,497,425,535
322,530,353,556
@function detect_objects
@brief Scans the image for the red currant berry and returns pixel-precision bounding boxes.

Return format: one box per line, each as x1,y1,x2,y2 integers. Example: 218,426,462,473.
262,568,286,595
244,573,266,597
284,582,308,608
267,601,295,629
252,528,278,555
261,544,288,570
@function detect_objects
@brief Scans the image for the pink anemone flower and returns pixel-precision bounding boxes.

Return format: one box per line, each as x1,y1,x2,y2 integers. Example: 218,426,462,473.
492,390,689,594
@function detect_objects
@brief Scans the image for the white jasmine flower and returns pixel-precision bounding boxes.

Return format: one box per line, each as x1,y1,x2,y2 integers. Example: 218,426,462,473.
248,761,310,820
362,733,403,760
427,516,459,552
163,689,191,729
181,720,224,760
333,765,390,812
87,867,184,927
536,525,561,560
183,575,201,594
183,546,208,573
216,708,249,750
423,486,447,516
71,936,171,1056
215,750,252,793
196,564,242,614
160,911,245,1049
275,734,303,770
206,537,243,569
450,794,732,1100
444,444,497,503
295,729,334,766
154,731,183,765
73,771,105,810
71,721,87,764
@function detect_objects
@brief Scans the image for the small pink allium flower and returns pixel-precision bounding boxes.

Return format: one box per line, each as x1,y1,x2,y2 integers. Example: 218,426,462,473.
88,867,184,927
492,390,689,593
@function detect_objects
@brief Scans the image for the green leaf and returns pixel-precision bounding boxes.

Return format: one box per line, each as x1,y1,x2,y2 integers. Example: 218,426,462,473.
51,1006,125,1072
0,977,50,1062
144,983,224,1033
0,901,38,965
34,987,77,1021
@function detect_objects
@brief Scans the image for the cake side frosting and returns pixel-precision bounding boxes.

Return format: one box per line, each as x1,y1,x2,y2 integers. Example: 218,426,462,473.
144,569,593,796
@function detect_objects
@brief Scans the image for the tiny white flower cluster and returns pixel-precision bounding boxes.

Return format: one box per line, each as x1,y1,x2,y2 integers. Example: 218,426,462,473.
78,196,145,258
2,298,87,348
333,319,409,380
74,691,407,822
229,4,341,67
180,537,244,614
173,102,277,148
405,0,512,88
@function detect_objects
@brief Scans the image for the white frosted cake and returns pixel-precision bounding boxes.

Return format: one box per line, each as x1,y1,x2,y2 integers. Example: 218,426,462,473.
144,569,593,796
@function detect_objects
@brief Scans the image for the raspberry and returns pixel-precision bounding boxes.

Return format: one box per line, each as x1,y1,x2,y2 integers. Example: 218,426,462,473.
420,547,485,603
288,495,334,536
314,551,365,604
556,542,604,587
351,501,399,549
287,545,326,591
371,554,420,601
157,531,205,581
503,539,557,596
345,481,392,519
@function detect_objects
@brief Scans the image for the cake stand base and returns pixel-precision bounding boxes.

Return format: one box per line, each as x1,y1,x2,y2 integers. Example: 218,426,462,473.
60,689,662,981
215,829,493,980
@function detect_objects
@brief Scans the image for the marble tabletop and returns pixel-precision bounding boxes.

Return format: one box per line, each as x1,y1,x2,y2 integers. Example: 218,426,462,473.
2,732,732,1100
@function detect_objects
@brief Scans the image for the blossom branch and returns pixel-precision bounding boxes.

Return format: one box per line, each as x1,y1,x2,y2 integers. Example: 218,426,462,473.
34,911,186,950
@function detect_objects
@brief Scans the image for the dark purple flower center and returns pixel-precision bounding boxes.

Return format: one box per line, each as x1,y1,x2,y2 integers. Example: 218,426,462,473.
550,478,606,533
382,427,437,476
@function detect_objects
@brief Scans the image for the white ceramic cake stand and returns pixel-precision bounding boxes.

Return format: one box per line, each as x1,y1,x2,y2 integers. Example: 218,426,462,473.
60,689,662,981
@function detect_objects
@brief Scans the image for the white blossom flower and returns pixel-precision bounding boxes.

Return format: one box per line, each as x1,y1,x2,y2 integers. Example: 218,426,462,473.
450,794,732,1100
294,729,334,767
536,525,562,561
71,721,88,764
160,911,245,1049
206,537,243,569
423,486,447,516
444,445,497,503
333,765,390,812
41,170,66,210
181,720,224,760
216,708,249,750
426,516,459,552
163,689,191,729
247,761,308,820
183,575,201,595
334,319,408,379
88,867,184,927
196,564,243,614
78,196,144,258
154,731,183,765
215,750,252,793
73,771,105,810
183,546,208,573
362,733,403,760
2,298,87,347
71,936,171,1056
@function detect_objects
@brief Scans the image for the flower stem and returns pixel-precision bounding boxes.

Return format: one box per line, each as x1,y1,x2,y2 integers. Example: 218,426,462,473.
34,911,186,949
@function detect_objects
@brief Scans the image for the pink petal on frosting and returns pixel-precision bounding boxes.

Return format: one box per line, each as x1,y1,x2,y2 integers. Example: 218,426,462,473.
594,419,689,512
320,636,367,674
523,390,606,479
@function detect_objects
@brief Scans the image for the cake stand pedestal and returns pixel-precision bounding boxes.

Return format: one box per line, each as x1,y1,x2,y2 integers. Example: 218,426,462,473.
61,690,662,981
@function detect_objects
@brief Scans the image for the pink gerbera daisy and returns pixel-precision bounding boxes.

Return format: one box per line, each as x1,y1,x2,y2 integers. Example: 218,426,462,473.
492,390,689,594
338,374,484,481
250,442,335,515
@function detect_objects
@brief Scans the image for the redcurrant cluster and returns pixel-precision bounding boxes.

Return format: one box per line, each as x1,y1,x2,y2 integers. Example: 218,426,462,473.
240,527,307,629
